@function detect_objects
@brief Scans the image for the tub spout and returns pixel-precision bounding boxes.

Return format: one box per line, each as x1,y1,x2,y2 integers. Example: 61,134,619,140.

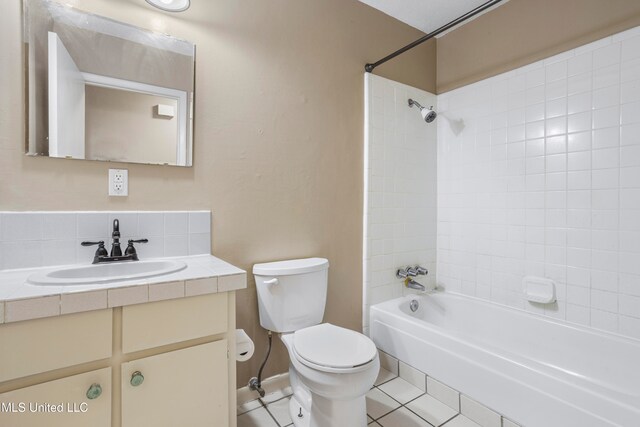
405,278,426,292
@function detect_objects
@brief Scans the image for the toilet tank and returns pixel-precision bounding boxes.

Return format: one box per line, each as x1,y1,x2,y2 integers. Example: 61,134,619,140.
253,258,329,333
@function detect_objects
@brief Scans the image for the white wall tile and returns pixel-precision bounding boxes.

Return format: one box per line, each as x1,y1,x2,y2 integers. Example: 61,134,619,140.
1,213,43,241
43,213,76,240
364,74,437,327
77,213,109,239
164,212,189,236
138,212,165,236
437,27,640,339
189,233,211,255
41,239,77,267
188,211,211,234
164,235,189,257
0,211,212,270
1,241,42,270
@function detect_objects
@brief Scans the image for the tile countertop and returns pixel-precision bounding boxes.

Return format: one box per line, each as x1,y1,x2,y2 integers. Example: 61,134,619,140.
0,255,246,324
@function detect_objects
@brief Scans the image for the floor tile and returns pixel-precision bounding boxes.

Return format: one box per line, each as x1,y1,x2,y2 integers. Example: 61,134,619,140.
442,415,482,427
378,377,424,404
460,395,501,427
366,387,402,420
260,386,293,405
378,407,435,427
237,407,279,427
427,376,460,411
266,397,292,427
407,394,458,427
375,367,398,386
378,350,399,374
400,361,427,391
238,398,263,415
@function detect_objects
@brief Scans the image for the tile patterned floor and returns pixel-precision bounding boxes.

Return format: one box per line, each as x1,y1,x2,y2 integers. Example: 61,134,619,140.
237,369,488,427
237,386,295,427
366,369,482,427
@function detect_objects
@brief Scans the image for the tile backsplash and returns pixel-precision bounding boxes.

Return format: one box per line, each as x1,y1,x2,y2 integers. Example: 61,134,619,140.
437,26,640,339
0,211,211,270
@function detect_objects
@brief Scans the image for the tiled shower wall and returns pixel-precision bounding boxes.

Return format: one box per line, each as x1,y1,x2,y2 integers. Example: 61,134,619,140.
363,74,437,335
0,211,211,270
437,27,640,339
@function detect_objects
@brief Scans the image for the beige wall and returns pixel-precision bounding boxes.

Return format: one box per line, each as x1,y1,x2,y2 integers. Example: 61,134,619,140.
0,0,435,386
437,0,640,92
85,86,179,165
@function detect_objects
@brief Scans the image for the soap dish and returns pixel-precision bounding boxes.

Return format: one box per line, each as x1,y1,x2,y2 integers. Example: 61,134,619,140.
522,276,556,304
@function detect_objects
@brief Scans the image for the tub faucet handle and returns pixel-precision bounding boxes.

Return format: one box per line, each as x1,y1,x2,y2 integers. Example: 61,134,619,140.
405,267,418,277
415,266,428,275
396,269,409,279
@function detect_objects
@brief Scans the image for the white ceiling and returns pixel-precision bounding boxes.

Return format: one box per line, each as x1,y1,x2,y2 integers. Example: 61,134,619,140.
359,0,506,36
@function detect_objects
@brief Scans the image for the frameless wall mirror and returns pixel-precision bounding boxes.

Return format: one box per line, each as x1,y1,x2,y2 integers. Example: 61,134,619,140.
24,0,195,167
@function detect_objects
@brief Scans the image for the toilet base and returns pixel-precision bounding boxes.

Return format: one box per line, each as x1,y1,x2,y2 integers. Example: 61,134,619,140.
289,395,309,427
288,390,368,427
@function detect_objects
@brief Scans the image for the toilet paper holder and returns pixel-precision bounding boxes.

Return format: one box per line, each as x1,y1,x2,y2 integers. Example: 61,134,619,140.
235,329,255,362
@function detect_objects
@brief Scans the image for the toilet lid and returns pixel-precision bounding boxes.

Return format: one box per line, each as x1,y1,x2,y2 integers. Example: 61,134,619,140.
293,323,377,369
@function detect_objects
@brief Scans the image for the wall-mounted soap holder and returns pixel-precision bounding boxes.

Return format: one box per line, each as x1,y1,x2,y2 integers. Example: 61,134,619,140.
522,276,556,304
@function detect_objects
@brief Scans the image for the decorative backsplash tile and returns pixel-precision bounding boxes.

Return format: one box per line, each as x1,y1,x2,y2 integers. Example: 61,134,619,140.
0,211,211,270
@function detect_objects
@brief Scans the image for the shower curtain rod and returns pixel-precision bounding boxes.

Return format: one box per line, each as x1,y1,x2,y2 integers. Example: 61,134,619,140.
364,0,505,73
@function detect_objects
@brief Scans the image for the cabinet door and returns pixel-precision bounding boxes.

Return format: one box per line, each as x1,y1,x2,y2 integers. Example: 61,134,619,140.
121,340,228,427
0,368,111,427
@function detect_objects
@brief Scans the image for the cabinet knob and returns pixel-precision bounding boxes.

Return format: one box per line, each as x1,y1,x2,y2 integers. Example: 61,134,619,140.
130,371,145,387
86,383,102,400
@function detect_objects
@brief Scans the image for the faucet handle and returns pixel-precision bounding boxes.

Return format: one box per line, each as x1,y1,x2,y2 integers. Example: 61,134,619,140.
396,269,409,279
81,240,105,247
415,266,428,275
124,238,148,259
81,241,108,263
405,267,418,277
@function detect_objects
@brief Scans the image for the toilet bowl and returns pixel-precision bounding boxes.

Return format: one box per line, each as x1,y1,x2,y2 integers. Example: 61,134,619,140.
281,324,379,427
253,258,379,427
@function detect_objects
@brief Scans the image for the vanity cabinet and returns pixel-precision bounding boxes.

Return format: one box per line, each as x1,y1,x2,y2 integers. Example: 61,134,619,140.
0,291,237,427
0,368,111,427
121,341,228,427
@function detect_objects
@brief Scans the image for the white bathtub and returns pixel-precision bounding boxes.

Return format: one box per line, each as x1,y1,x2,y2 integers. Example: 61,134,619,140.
370,293,640,427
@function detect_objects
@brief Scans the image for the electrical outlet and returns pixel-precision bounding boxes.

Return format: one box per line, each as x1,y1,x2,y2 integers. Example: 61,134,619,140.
109,169,128,196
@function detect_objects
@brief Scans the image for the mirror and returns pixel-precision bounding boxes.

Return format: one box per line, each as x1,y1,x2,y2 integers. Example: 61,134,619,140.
24,0,195,166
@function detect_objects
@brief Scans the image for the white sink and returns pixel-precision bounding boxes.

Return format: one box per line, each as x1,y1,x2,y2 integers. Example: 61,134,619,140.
28,260,187,285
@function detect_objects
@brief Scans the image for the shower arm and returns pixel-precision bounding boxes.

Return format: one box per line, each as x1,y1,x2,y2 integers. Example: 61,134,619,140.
408,99,424,110
364,0,505,73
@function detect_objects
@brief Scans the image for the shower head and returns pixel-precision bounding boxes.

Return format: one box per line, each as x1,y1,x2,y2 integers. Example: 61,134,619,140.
408,99,437,123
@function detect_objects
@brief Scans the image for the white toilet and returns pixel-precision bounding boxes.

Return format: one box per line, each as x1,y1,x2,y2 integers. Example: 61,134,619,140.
253,258,379,427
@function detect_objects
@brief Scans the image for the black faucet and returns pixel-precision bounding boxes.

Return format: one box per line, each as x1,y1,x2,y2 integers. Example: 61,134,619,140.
81,218,148,264
111,219,122,257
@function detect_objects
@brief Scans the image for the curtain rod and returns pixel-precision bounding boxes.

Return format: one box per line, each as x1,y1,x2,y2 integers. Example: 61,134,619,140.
364,0,504,73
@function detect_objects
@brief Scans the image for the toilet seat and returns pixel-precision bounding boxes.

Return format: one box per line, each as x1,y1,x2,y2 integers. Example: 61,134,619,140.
292,323,377,373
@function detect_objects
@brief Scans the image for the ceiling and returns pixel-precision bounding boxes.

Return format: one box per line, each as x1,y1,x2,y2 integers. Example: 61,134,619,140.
358,0,506,36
